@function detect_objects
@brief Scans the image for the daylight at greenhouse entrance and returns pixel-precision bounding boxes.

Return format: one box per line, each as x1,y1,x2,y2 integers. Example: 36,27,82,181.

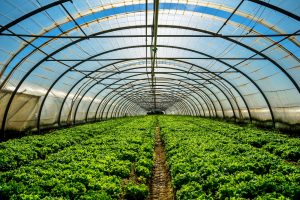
0,0,299,199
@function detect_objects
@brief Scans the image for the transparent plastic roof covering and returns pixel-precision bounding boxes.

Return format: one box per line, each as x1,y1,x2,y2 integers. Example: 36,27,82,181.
0,0,299,135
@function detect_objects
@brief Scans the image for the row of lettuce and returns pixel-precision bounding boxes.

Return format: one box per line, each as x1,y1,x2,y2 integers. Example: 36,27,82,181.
0,117,135,171
159,116,300,200
1,115,299,199
0,116,156,199
186,117,299,163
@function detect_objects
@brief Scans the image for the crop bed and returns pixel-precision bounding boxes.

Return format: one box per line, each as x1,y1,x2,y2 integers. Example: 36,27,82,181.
159,116,300,199
0,116,156,199
1,115,300,199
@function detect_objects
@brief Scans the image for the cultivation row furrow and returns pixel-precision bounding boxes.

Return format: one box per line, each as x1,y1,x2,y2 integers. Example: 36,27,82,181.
150,125,173,200
0,117,135,171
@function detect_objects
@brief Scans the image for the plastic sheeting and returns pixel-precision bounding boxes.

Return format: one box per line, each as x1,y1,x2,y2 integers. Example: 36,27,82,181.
0,0,299,135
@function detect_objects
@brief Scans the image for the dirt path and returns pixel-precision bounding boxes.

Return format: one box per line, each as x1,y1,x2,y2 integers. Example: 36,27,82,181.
150,126,174,200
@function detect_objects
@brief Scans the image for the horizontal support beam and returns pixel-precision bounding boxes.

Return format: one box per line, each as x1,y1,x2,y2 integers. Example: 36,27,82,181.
105,84,207,90
76,71,237,74
101,77,216,82
1,33,299,38
109,88,205,92
102,81,217,84
47,57,265,61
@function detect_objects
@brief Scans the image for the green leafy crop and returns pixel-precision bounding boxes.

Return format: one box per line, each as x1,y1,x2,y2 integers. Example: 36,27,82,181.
159,115,300,200
0,116,156,199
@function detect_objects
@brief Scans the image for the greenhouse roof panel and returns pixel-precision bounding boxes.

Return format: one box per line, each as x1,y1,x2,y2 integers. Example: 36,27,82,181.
0,0,299,134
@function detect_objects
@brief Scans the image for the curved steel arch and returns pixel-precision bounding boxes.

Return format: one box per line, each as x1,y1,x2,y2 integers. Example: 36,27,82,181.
110,88,204,117
101,84,205,119
109,87,206,118
247,0,300,21
107,89,198,118
115,87,207,117
52,52,242,127
1,0,298,34
118,101,144,117
123,102,143,116
116,100,133,118
117,94,195,117
108,99,143,118
99,82,207,118
112,100,145,117
1,7,298,112
2,1,298,136
120,101,149,115
1,22,297,103
111,95,195,119
113,99,142,118
2,23,298,97
40,52,270,131
94,73,230,121
79,72,227,124
86,75,217,123
0,0,71,33
41,52,227,122
169,101,195,116
2,21,293,133
3,22,293,133
161,25,299,93
88,75,215,121
40,59,250,133
72,61,244,120
164,100,192,116
2,23,298,95
34,44,253,130
0,57,232,136
30,46,227,130
110,99,128,118
117,99,152,118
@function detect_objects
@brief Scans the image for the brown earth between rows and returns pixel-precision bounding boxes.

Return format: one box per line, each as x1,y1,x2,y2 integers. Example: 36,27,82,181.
150,126,174,200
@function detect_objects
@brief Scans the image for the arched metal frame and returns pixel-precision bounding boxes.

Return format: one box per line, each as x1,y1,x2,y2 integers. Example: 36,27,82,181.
80,70,225,119
54,54,247,125
108,84,207,118
97,81,207,118
78,68,224,122
3,23,293,133
54,58,226,125
110,90,197,117
83,73,216,123
0,0,299,135
109,90,204,119
48,51,251,124
89,73,229,121
69,59,242,120
117,101,144,117
104,85,205,119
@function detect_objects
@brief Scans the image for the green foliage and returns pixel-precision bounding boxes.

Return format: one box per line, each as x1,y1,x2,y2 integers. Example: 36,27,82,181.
159,115,300,200
124,182,149,200
0,116,156,200
3,115,298,199
176,182,206,200
79,190,112,200
0,117,133,171
136,165,151,178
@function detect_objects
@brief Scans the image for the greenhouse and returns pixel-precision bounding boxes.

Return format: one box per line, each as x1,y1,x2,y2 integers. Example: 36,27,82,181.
0,0,299,199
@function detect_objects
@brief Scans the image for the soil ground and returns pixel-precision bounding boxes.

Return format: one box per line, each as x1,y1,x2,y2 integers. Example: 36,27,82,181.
150,126,174,200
